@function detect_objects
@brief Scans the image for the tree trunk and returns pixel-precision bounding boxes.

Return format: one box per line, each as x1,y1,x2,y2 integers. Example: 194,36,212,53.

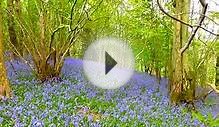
170,0,191,104
155,68,161,84
15,0,25,56
7,0,19,58
216,56,219,86
0,1,11,98
181,0,195,101
170,0,184,104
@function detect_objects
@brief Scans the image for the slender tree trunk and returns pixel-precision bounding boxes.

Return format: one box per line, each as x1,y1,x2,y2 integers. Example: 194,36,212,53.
164,65,168,78
15,0,25,56
0,1,11,98
155,68,161,83
216,56,219,86
66,50,70,56
145,66,149,73
168,37,173,93
7,0,19,58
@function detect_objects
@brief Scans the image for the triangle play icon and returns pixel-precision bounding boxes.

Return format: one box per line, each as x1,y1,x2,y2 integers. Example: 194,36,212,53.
105,51,117,75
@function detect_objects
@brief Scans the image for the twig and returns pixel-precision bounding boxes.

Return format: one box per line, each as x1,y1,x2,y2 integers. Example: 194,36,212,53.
49,25,70,52
173,12,219,26
157,0,192,27
156,0,219,37
70,0,78,29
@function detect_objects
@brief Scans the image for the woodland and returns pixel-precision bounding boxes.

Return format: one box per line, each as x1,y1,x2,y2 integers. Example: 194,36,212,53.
0,0,219,126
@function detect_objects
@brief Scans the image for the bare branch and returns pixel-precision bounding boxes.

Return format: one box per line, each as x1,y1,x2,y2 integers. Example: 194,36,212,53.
70,0,78,29
75,0,88,26
180,1,208,54
200,0,206,7
156,0,219,37
173,12,219,26
157,0,193,27
90,0,104,16
49,25,70,52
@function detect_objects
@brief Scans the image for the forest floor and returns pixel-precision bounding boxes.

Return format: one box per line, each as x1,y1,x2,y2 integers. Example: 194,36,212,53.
0,58,218,126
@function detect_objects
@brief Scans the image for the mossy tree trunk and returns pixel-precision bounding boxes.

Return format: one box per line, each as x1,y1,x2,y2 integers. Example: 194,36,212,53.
34,5,62,82
170,0,190,104
0,1,11,98
181,0,196,102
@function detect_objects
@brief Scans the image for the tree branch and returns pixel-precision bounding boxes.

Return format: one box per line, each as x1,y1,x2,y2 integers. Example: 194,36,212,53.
49,25,70,52
157,0,192,27
173,12,219,26
70,0,78,29
180,1,208,54
156,0,219,37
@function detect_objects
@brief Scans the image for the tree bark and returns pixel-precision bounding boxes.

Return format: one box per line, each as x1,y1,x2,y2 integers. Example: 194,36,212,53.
170,0,184,104
158,0,208,104
0,1,11,98
182,0,196,102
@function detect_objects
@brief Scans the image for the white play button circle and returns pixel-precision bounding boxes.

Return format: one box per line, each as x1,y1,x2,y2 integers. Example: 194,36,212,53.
83,37,134,89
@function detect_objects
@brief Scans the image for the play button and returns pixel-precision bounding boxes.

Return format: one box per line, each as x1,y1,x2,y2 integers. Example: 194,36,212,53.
83,37,134,89
105,51,117,75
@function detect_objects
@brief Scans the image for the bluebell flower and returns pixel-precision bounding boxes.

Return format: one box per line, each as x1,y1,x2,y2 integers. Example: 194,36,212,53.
0,117,3,124
1,58,217,126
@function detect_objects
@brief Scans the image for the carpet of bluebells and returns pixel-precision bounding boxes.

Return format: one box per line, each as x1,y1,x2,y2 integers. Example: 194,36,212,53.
0,58,219,126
